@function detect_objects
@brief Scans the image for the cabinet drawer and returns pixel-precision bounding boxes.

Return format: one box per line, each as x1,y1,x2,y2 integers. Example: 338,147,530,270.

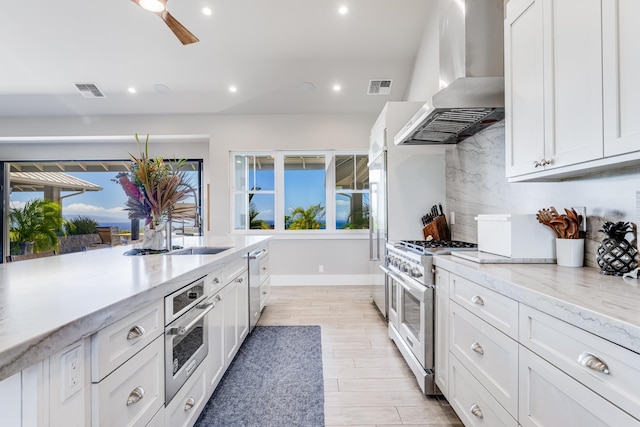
92,335,164,427
520,304,640,420
91,300,164,382
450,302,518,417
166,362,207,427
450,274,518,339
519,345,640,427
145,406,164,427
449,355,518,427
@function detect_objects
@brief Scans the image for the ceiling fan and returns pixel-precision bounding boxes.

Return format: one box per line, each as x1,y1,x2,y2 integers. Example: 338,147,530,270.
131,0,199,45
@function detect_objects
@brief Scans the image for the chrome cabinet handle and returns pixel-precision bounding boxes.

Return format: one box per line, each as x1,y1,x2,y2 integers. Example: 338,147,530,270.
127,325,145,340
533,160,542,168
184,397,195,411
212,277,221,284
471,342,484,355
469,403,483,419
215,295,222,302
471,295,484,306
126,386,145,406
578,352,610,374
167,303,215,335
542,158,552,166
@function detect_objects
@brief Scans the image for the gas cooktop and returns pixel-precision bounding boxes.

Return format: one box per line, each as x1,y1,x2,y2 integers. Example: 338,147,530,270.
397,239,478,255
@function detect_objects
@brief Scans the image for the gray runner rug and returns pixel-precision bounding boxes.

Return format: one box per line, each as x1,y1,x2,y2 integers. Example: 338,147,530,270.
194,325,324,427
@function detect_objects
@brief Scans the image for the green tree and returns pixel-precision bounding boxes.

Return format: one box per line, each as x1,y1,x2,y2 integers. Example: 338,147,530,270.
287,204,326,230
9,199,65,254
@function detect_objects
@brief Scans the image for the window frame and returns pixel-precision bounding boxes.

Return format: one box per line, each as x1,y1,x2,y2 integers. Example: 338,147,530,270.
230,150,369,235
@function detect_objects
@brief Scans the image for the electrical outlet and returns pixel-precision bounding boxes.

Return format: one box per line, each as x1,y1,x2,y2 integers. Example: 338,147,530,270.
450,211,455,225
61,346,82,401
318,265,324,273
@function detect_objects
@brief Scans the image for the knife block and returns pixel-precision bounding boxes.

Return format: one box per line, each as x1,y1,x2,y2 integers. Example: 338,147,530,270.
422,216,451,241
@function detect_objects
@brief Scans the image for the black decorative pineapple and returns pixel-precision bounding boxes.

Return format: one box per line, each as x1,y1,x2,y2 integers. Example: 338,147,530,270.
596,221,638,276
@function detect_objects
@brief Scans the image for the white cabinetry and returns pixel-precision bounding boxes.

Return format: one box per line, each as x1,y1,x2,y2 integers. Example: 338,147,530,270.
223,262,249,365
505,0,603,178
505,0,640,181
165,362,207,427
206,291,225,394
440,268,640,426
434,267,450,396
602,0,640,155
0,373,22,426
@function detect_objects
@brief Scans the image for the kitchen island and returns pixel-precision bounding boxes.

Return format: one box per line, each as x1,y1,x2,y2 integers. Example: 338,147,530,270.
433,255,640,426
0,235,271,382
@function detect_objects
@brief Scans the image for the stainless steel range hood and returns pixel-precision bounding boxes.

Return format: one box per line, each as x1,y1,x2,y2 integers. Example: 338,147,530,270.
395,0,505,145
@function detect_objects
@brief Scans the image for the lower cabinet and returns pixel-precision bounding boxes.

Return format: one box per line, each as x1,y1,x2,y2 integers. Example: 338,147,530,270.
223,269,249,364
206,291,225,394
0,373,22,426
449,355,518,427
91,335,164,427
519,346,639,427
165,362,207,427
434,267,450,396
440,270,640,426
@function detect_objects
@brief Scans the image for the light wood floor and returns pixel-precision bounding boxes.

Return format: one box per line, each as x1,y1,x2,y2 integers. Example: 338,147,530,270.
257,285,463,427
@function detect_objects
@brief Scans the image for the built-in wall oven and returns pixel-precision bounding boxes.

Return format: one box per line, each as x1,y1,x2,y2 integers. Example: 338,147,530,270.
382,240,476,395
164,275,214,403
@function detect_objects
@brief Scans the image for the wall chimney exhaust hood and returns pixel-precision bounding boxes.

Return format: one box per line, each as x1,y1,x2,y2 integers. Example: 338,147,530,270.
395,0,505,145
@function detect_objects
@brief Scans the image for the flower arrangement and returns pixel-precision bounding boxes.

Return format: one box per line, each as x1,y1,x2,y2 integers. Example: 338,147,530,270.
115,134,193,229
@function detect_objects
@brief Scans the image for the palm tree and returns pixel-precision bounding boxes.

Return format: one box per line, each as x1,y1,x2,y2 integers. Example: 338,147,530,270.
9,199,65,254
249,191,270,229
287,204,326,230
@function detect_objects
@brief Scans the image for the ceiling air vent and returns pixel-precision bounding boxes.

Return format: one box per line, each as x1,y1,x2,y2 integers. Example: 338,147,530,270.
73,83,105,98
367,79,392,95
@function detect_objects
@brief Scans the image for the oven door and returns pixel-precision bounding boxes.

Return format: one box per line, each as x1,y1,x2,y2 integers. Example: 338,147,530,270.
164,296,214,403
398,276,432,370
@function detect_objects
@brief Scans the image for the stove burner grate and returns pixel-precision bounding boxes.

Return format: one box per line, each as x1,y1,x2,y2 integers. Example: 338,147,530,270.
399,239,477,254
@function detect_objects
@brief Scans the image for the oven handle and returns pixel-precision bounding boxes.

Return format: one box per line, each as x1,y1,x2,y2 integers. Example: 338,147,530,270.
167,302,215,336
383,264,428,299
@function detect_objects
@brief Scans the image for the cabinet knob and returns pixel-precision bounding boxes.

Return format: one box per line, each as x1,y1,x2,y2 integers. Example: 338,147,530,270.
184,397,195,411
471,342,484,355
215,295,222,302
126,325,145,340
542,158,552,166
212,277,221,284
126,386,145,406
533,160,542,168
471,295,485,306
469,403,484,419
577,352,610,375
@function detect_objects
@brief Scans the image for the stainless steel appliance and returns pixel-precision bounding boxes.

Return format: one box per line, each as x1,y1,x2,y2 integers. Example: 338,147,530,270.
394,0,505,145
369,102,447,319
164,276,214,403
383,240,476,395
248,247,269,332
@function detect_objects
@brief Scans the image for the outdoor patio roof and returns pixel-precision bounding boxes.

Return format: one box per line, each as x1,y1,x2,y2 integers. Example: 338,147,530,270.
10,172,103,193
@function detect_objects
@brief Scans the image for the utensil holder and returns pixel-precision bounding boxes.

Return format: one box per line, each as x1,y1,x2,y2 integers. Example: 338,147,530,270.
556,238,584,267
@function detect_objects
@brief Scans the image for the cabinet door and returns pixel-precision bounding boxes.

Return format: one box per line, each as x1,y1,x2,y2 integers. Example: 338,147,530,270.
207,292,225,393
235,271,250,345
505,0,545,177
0,372,22,427
222,282,238,364
542,0,603,168
519,346,640,427
603,0,640,156
434,268,450,397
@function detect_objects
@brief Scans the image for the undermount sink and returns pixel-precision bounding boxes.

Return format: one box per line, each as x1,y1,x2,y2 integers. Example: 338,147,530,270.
167,246,233,255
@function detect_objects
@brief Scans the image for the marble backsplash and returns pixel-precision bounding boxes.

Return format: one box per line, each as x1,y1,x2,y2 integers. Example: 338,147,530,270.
445,121,640,269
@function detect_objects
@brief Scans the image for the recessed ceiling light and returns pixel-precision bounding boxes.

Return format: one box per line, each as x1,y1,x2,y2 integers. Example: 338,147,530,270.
338,6,349,15
333,84,342,92
128,87,137,94
202,7,212,16
229,86,238,93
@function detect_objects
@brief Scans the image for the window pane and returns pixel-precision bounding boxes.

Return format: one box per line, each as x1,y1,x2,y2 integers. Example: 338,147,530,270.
250,156,275,191
234,155,274,191
284,155,326,230
335,155,369,190
336,192,369,229
234,193,275,230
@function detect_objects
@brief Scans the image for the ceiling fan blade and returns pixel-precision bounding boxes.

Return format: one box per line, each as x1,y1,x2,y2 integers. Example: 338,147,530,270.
160,11,199,45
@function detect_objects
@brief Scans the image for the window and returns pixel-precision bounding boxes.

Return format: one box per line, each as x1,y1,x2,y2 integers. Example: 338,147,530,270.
231,151,369,232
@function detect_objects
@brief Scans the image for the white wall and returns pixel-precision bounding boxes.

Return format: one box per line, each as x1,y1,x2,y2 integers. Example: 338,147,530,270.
0,113,376,283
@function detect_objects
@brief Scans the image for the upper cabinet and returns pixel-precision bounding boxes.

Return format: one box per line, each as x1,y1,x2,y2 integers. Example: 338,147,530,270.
505,0,640,181
602,1,640,156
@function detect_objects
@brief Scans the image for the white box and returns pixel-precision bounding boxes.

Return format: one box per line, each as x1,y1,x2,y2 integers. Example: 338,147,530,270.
475,214,556,258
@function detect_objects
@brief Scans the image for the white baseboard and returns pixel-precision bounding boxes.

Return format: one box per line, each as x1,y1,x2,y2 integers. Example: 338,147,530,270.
270,274,373,286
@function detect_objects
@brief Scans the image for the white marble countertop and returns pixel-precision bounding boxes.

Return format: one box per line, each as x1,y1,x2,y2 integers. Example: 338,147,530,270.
434,255,640,354
0,235,271,381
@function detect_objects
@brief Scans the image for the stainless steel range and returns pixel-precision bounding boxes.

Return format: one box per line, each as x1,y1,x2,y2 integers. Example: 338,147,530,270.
382,239,477,395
